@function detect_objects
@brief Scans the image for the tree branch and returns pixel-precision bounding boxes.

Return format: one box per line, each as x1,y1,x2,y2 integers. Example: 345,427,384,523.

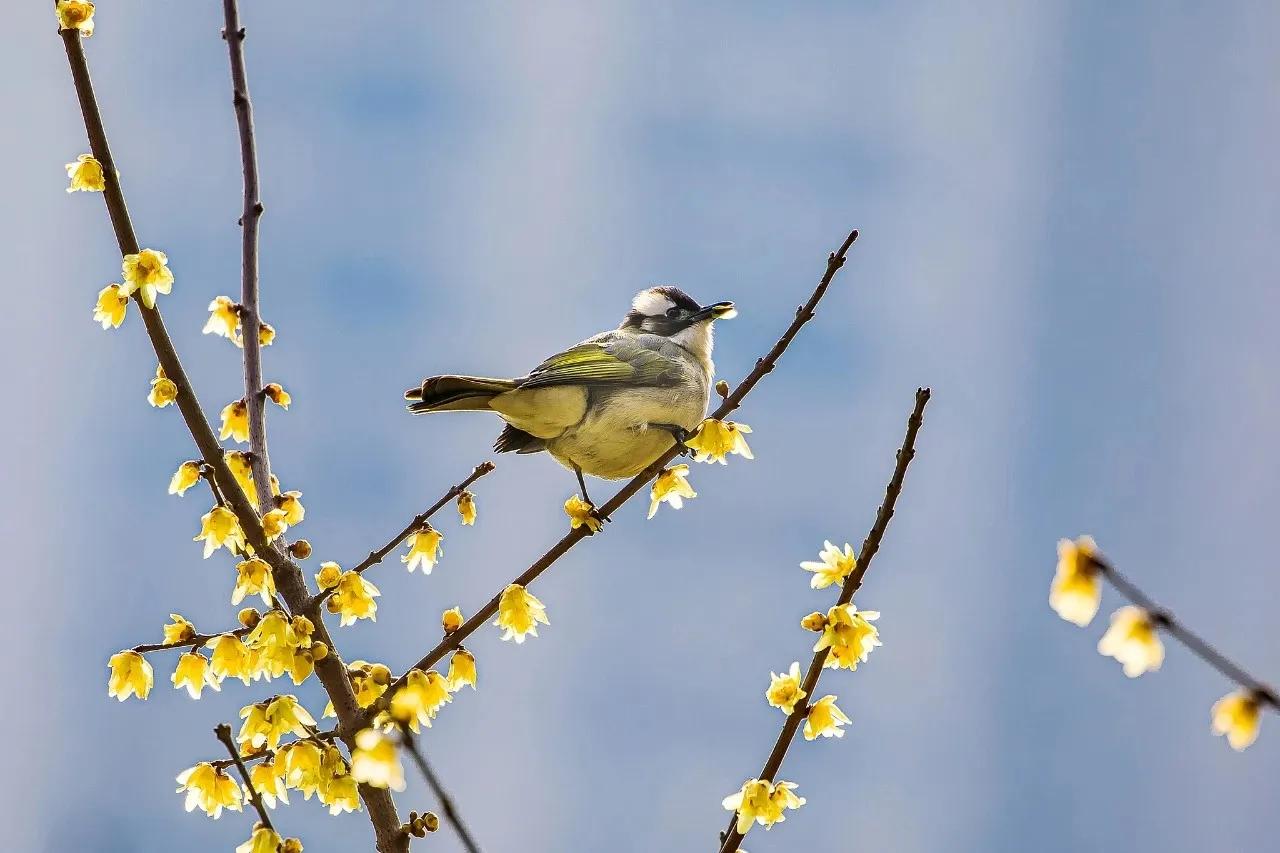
215,722,274,830
132,626,250,655
401,731,484,853
718,387,930,853
368,229,860,722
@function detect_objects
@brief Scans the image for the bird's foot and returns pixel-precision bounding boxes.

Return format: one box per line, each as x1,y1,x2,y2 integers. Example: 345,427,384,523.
652,423,692,455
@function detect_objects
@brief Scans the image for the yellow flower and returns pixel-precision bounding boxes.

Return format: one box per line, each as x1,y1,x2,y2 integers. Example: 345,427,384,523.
277,490,304,526
175,762,243,819
685,418,753,465
1050,536,1102,627
239,695,317,752
148,364,178,408
55,1,95,37
92,283,129,329
447,648,477,691
351,728,405,791
209,634,254,685
814,604,881,671
328,661,390,715
263,383,291,410
236,826,282,853
766,662,807,715
1097,606,1164,678
65,153,105,193
233,557,275,606
163,612,197,645
402,527,443,575
120,248,173,309
320,769,360,816
281,839,303,853
1211,691,1262,751
330,570,380,626
457,491,477,525
288,647,316,686
800,611,827,632
172,651,220,699
441,606,464,633
249,756,289,808
722,778,804,835
389,669,453,732
203,295,241,341
494,583,549,643
194,506,246,558
648,464,697,518
107,650,153,701
257,322,276,347
168,460,201,496
261,508,290,541
801,541,857,590
804,694,851,740
220,399,250,443
225,450,259,509
245,609,297,679
315,561,341,591
564,495,602,533
280,740,324,799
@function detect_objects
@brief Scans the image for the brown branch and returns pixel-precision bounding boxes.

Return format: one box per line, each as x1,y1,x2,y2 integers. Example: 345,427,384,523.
211,728,343,771
1088,555,1279,709
400,731,484,853
718,387,930,853
368,229,860,722
132,626,250,655
214,722,274,830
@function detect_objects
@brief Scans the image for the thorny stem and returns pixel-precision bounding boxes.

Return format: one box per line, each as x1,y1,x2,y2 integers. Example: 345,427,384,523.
215,723,274,831
400,731,484,853
133,626,250,655
367,230,861,722
718,387,931,853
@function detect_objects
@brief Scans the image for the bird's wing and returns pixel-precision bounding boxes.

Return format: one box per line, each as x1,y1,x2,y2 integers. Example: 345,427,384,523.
518,336,682,389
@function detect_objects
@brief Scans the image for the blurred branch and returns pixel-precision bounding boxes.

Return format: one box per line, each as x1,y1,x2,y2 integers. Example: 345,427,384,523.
215,722,275,830
400,731,484,853
718,387,930,853
368,229,860,722
132,626,250,655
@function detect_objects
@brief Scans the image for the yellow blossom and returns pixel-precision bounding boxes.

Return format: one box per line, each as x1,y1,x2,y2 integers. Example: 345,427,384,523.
279,741,323,799
246,609,296,679
447,648,477,691
168,460,201,496
1211,691,1262,751
175,763,243,819
226,450,258,509
148,364,178,408
120,248,173,309
402,527,443,575
236,826,282,853
564,495,602,533
320,769,360,815
209,634,254,685
92,283,129,329
249,757,289,808
220,399,250,443
257,322,276,347
261,508,290,541
722,778,804,835
441,606,464,633
814,604,881,671
494,583,549,643
203,295,241,341
685,418,753,465
329,571,380,626
233,557,275,606
457,491,477,525
389,669,453,732
239,695,316,752
263,383,291,410
315,561,341,591
648,464,697,518
800,540,857,590
1050,536,1102,627
195,506,246,558
804,694,851,740
800,611,827,632
288,647,316,686
160,613,195,645
326,663,388,717
351,728,405,791
1097,606,1164,678
281,839,303,853
107,650,153,701
766,662,807,715
55,1,95,37
65,154,105,192
172,651,220,699
277,490,304,526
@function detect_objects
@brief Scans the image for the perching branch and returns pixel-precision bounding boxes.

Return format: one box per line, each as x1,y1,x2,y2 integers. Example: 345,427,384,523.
132,626,250,655
400,731,484,853
1087,555,1279,709
368,229,860,722
215,722,274,831
717,387,930,853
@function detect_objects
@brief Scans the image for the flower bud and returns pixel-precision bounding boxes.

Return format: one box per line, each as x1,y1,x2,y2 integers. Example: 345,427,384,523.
715,379,730,398
288,539,312,559
441,607,464,633
800,611,827,632
238,607,261,629
368,663,392,685
310,642,328,661
423,812,440,833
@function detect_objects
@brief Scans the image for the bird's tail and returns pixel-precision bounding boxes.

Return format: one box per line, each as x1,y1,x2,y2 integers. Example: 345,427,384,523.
404,375,518,413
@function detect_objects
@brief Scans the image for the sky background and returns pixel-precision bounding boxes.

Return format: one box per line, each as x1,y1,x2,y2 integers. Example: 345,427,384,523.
5,2,1279,851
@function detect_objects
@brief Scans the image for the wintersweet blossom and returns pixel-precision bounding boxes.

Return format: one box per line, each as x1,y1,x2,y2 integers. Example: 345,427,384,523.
800,540,857,589
172,651,220,699
203,296,240,341
494,583,549,643
329,570,380,626
175,763,243,818
447,648,477,691
765,662,807,715
803,694,851,740
389,669,453,732
245,609,298,679
401,527,443,574
225,450,258,508
280,741,324,799
276,490,305,525
814,604,881,671
261,508,290,541
107,650,153,700
1097,606,1164,678
239,695,316,752
263,383,291,410
1211,690,1262,751
120,248,173,308
168,460,201,496
1050,536,1102,626
55,1,95,37
722,778,804,835
220,399,250,443
93,283,128,329
564,495,602,533
256,322,276,347
315,561,341,591
236,827,282,853
65,154,105,192
233,557,275,606
457,491,477,525
209,634,253,685
194,506,246,558
163,613,197,645
148,365,178,408
249,757,289,808
441,607,464,633
648,464,696,518
351,728,405,791
685,418,753,464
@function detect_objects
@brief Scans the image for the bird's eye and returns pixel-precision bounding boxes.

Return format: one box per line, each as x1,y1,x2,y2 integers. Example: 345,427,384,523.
665,307,681,318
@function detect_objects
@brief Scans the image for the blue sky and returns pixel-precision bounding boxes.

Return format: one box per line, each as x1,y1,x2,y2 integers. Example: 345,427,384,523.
5,2,1279,851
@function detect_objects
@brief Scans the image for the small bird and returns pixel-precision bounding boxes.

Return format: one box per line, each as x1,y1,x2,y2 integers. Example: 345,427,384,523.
405,287,737,506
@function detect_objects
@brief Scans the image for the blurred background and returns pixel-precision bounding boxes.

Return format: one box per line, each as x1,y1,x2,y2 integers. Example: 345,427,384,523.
5,2,1278,851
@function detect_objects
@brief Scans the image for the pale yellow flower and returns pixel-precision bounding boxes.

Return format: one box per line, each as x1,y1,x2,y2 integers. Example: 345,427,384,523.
236,826,282,853
457,491,477,525
722,778,804,835
168,460,201,496
351,728,405,791
65,153,105,193
799,611,827,632
208,634,254,685
814,604,881,671
249,756,289,808
92,283,128,329
220,399,250,443
279,740,323,799
148,364,178,408
107,650,153,701
257,322,276,347
648,464,696,518
1211,690,1262,751
233,557,275,606
55,1,95,37
494,583,548,643
389,669,453,733
203,295,241,341
120,248,173,309
564,495,602,533
194,506,246,558
447,648,477,691
262,383,291,410
329,570,380,626
245,609,297,679
239,695,316,752
163,612,197,645
261,508,290,541
441,606,464,633
175,762,243,818
766,662,807,715
402,527,443,575
225,450,258,509
315,561,341,591
803,694,851,740
320,769,360,815
1050,536,1102,626
801,540,857,590
172,651,220,699
1097,606,1164,678
277,490,304,526
685,418,753,464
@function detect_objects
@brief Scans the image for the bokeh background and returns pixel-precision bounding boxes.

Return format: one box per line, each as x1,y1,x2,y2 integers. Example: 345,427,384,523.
6,2,1279,851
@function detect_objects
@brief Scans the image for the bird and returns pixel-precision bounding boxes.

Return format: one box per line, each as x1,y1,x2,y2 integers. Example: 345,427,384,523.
405,286,737,507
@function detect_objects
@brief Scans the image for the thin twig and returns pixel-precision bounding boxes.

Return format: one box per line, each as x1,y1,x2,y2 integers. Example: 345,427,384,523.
368,230,860,722
212,728,343,771
132,626,250,655
1089,556,1280,708
400,731,484,853
214,722,274,830
718,387,930,853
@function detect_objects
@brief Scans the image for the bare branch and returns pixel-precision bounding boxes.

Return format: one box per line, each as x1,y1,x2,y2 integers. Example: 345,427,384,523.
214,722,274,831
132,626,249,655
400,731,484,853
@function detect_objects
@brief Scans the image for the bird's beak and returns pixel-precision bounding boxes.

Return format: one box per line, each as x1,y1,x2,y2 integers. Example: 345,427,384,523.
695,301,738,321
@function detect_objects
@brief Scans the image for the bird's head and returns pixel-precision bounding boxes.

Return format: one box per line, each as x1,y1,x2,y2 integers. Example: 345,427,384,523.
619,286,737,338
